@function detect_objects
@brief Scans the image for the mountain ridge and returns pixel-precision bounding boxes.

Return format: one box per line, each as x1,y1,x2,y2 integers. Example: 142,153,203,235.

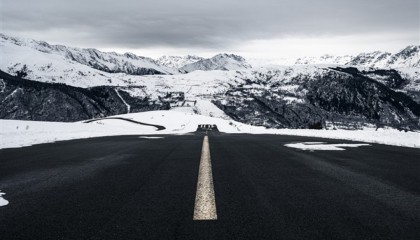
1,33,419,130
0,33,176,76
293,45,420,69
180,53,252,72
156,55,204,70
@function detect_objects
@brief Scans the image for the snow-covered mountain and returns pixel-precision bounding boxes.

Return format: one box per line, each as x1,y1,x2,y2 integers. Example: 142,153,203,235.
0,33,177,77
180,53,252,72
292,46,420,69
347,46,420,68
345,51,391,68
1,33,419,130
156,55,204,70
295,54,354,65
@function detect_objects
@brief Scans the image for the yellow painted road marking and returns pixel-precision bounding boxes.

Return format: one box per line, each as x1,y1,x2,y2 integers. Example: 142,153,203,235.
193,136,217,220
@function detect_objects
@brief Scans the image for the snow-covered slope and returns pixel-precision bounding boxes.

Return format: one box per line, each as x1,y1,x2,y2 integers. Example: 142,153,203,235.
1,110,419,149
156,55,204,70
180,53,252,72
0,33,176,78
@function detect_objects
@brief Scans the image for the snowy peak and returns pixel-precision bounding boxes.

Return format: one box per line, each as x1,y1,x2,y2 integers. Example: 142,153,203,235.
295,54,353,65
292,45,420,69
213,53,247,62
344,46,419,68
180,53,252,72
0,33,175,76
387,45,420,68
156,55,204,69
347,51,392,68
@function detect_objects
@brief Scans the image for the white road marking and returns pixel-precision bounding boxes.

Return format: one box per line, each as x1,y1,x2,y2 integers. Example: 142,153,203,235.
193,136,217,220
0,190,9,207
285,142,370,151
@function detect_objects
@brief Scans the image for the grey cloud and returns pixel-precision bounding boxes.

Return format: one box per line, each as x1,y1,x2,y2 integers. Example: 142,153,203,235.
1,0,418,49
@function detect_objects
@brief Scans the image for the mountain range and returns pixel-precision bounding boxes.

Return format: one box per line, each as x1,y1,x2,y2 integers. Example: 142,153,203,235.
1,33,419,130
295,46,419,69
0,33,253,77
156,55,204,69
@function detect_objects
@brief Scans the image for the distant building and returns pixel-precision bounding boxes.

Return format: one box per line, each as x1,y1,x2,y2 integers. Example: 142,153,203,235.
196,124,218,131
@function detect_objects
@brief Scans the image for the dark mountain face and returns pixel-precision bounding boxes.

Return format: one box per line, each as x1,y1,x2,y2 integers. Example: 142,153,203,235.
306,69,420,127
213,68,420,130
333,67,408,89
0,71,169,122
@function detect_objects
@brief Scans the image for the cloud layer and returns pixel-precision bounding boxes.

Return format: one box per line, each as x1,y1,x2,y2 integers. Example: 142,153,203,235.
1,0,419,57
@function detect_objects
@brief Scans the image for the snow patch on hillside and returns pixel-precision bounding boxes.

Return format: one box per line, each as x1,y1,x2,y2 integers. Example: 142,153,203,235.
114,89,131,113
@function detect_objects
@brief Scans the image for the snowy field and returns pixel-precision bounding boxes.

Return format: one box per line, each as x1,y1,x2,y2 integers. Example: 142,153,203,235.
1,110,419,149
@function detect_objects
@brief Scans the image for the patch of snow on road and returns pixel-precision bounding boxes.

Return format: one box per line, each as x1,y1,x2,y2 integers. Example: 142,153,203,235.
139,136,164,139
285,142,371,151
0,191,9,207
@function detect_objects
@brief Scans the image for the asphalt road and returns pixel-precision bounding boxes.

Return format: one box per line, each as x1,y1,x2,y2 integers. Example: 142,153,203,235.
1,133,419,240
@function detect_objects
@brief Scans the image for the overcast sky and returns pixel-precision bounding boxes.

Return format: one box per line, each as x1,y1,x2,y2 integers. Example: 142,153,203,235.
1,0,419,59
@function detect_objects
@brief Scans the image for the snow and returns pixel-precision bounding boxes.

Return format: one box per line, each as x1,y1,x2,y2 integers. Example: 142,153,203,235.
2,32,418,94
139,136,165,139
270,128,420,149
295,54,354,65
1,110,419,150
180,53,252,72
0,118,157,149
0,191,9,207
114,89,131,113
0,34,176,88
156,55,203,70
0,34,419,150
0,33,176,75
193,100,232,119
285,142,370,151
282,96,304,104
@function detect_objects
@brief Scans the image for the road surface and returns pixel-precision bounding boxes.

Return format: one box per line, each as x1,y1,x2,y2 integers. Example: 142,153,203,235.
1,133,419,239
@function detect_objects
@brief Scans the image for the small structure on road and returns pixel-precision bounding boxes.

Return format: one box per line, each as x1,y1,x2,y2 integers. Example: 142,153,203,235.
196,124,219,132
